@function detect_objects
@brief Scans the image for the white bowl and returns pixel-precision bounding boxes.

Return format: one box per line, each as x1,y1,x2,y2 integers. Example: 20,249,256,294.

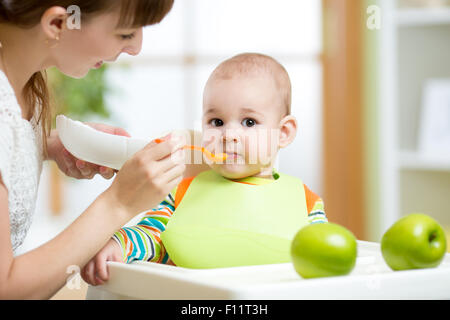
56,115,151,170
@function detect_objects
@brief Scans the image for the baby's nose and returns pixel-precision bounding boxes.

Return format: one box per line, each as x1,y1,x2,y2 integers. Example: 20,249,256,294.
222,135,238,143
222,129,241,143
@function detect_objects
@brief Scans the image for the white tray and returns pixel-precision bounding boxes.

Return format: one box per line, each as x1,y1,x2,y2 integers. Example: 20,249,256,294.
86,241,450,300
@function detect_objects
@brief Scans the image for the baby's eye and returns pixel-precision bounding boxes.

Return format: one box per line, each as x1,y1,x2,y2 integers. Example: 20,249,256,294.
241,118,257,127
210,118,224,127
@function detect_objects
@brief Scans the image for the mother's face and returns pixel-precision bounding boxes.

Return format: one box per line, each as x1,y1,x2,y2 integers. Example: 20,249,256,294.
45,6,143,78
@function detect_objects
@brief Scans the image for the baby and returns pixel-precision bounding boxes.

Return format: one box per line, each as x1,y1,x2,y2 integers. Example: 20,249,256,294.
82,53,327,285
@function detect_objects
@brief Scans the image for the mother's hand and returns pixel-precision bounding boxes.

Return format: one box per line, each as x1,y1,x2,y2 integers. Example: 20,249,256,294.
47,122,131,180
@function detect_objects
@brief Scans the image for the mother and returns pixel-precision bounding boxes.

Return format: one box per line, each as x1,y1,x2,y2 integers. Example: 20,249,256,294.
0,0,199,299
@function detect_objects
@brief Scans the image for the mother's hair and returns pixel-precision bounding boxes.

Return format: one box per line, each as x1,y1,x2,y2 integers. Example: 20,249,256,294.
0,0,174,157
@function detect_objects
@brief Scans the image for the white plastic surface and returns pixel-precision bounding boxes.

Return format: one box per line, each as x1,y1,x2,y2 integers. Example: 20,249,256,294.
56,115,152,170
86,241,450,300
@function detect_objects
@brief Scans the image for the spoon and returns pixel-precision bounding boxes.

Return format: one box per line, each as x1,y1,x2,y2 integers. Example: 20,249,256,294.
154,139,227,162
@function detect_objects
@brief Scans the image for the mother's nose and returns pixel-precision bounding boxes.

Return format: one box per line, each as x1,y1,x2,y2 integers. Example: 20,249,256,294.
122,29,143,56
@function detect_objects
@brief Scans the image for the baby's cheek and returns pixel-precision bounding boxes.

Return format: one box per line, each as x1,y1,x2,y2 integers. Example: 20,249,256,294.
202,128,222,149
244,129,277,165
242,133,256,165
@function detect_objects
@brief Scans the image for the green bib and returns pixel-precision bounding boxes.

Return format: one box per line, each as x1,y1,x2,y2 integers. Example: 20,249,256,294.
161,170,308,269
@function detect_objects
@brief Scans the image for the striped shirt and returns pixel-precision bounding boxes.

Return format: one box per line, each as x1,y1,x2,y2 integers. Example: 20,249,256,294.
113,173,328,264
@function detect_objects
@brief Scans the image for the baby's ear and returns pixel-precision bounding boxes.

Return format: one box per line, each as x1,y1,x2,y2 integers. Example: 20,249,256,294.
278,115,297,148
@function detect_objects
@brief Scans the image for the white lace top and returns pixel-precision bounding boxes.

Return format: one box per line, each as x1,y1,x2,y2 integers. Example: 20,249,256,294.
0,70,44,254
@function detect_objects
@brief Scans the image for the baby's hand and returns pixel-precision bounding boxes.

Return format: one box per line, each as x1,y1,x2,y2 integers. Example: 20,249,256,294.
81,239,123,286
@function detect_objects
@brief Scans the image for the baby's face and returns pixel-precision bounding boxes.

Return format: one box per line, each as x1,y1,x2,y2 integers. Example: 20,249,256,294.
201,75,284,179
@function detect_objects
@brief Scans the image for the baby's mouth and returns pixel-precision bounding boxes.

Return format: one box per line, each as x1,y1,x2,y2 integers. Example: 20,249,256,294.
225,152,240,159
223,151,248,164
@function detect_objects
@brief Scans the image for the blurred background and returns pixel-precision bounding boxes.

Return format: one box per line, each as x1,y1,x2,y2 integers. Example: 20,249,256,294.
15,0,450,298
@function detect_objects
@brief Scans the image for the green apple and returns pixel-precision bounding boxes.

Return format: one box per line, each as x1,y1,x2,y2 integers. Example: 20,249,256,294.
381,213,447,271
290,223,357,279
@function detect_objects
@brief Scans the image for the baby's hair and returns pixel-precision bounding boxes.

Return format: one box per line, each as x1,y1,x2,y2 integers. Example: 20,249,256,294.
206,53,292,116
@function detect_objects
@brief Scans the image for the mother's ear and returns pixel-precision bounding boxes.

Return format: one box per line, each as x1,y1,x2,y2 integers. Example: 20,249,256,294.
278,115,297,148
40,6,68,42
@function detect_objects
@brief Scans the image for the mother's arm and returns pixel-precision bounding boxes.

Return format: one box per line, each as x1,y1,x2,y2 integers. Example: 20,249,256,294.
0,132,186,299
0,174,129,299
